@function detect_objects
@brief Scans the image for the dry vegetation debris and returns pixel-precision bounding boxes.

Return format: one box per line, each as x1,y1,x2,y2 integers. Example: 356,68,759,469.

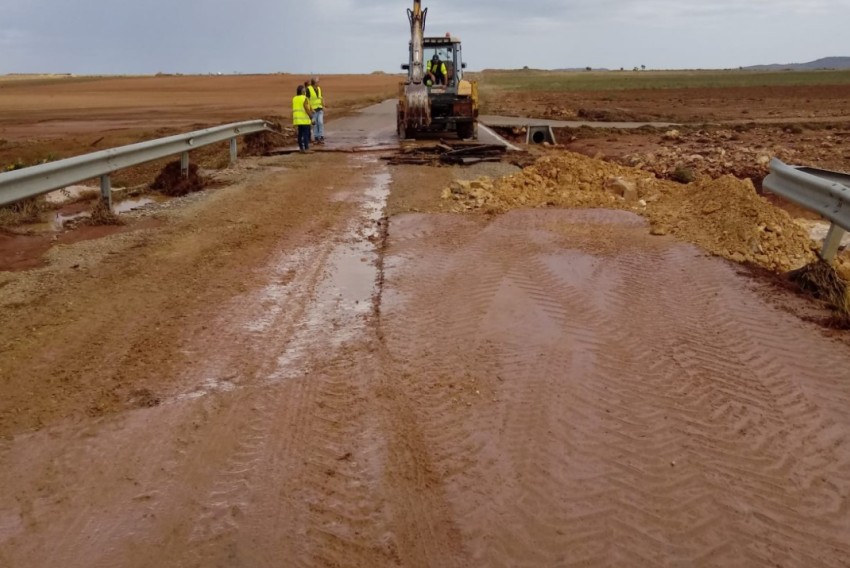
84,200,125,226
151,161,206,196
0,196,51,227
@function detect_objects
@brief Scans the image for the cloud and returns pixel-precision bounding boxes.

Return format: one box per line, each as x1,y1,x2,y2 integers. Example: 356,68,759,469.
0,0,848,74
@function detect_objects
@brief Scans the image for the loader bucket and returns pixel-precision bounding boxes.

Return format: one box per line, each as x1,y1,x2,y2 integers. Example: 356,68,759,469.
404,83,431,131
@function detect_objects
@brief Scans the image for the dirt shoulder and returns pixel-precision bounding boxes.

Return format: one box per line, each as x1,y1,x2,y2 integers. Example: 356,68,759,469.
0,153,355,438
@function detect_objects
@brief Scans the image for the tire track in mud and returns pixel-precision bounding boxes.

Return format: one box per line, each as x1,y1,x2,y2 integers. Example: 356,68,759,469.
176,161,397,568
647,249,850,565
379,208,850,567
22,229,341,568
183,243,337,557
1,158,399,568
521,217,850,566
539,213,850,566
376,214,493,567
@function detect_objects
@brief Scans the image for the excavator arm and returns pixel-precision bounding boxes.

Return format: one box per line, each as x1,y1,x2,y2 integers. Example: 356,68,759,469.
407,0,427,84
401,0,431,133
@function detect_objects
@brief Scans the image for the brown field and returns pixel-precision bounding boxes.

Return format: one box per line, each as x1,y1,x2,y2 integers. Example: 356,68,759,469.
478,69,850,123
0,73,400,140
478,70,850,195
0,74,399,182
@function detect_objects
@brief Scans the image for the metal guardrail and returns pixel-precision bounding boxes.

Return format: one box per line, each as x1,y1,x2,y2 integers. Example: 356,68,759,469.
764,158,850,260
0,120,271,208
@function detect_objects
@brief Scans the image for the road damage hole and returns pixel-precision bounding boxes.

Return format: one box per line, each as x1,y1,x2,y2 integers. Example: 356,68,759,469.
151,160,206,197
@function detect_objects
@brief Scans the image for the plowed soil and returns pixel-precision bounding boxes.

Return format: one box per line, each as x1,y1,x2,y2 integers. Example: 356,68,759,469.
0,74,398,187
3,96,850,567
482,82,850,123
479,71,850,203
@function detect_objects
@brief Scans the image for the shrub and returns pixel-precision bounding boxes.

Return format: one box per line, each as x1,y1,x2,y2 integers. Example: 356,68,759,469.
671,165,696,184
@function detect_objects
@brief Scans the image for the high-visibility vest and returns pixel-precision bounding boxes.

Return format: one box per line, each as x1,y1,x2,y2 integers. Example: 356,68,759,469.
292,95,311,126
307,85,323,109
427,60,447,77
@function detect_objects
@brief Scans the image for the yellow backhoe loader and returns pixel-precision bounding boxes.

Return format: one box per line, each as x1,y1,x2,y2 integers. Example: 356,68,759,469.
397,0,479,140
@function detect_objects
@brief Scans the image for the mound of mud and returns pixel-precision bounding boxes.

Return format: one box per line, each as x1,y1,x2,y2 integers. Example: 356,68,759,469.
650,176,814,271
244,117,291,156
444,151,817,272
151,161,206,197
244,131,277,156
83,200,125,226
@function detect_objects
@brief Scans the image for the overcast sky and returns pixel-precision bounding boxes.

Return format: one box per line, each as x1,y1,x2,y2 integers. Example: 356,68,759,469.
2,0,849,74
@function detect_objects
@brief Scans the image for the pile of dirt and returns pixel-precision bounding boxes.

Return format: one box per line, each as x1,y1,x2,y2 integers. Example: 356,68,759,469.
244,117,293,156
649,175,814,271
443,151,818,272
151,160,206,196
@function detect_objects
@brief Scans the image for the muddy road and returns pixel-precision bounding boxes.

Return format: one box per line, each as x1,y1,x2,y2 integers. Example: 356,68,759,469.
2,103,850,567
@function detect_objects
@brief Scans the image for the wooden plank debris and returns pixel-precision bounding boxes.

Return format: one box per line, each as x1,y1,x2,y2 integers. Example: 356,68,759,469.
384,142,509,166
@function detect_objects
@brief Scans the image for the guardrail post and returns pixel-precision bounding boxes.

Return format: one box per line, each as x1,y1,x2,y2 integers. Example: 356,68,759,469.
822,223,846,262
100,174,112,211
229,138,238,165
180,152,190,178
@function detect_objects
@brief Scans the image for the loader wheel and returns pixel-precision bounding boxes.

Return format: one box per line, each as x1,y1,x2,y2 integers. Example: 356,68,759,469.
457,122,476,140
401,125,418,140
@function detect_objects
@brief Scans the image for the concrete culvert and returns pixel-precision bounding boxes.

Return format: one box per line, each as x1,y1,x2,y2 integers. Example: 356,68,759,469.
151,160,206,197
526,126,555,145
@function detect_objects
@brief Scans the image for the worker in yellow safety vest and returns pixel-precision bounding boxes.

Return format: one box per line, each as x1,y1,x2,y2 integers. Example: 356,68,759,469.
307,77,326,144
426,54,448,87
292,84,314,153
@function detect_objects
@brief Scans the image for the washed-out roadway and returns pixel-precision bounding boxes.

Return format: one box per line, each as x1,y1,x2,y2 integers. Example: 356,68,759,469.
1,102,850,567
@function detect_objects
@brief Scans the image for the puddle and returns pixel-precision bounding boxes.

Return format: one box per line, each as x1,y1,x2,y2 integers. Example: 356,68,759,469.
46,185,99,205
268,159,389,381
52,197,155,230
168,150,392,400
114,197,155,214
53,210,90,230
0,218,163,272
320,169,390,306
177,377,238,401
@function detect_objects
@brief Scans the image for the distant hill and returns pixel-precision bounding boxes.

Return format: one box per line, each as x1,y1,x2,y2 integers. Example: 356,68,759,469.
744,57,850,71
